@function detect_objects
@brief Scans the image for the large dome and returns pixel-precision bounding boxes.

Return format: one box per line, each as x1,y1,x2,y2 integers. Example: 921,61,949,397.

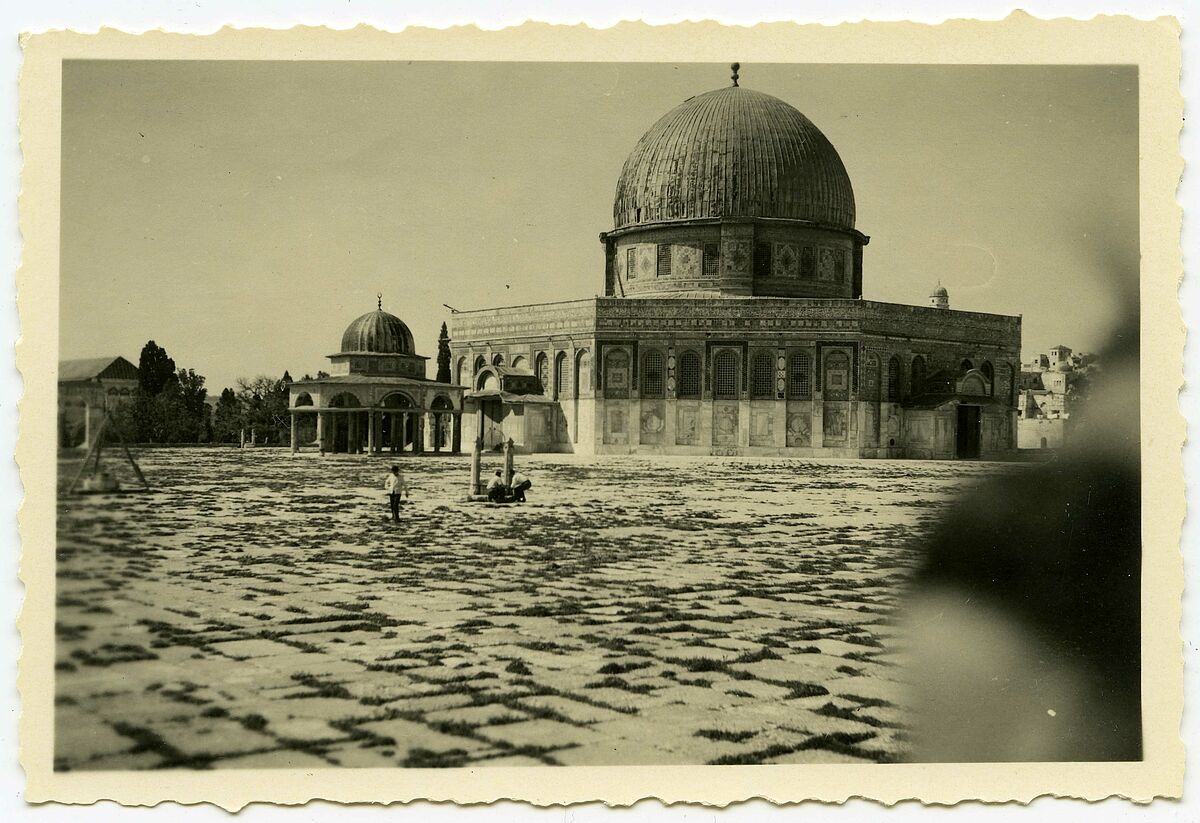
613,85,856,231
340,309,415,355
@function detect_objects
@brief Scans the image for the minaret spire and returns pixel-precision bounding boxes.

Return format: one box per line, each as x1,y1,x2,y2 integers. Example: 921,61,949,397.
377,292,382,310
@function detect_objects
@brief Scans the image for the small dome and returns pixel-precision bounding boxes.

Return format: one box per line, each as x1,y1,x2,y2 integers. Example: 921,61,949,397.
340,309,415,355
613,84,855,231
931,285,949,297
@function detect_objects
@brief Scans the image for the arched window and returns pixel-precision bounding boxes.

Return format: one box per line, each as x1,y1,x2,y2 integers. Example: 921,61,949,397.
492,353,505,367
788,352,811,399
604,349,630,399
455,357,467,386
640,349,665,397
554,351,570,398
751,350,775,399
910,355,927,397
293,392,313,407
473,355,486,375
960,358,974,373
981,360,994,395
511,354,527,371
887,356,902,403
800,246,815,279
677,351,701,398
329,392,362,408
714,350,740,400
575,350,591,398
536,353,549,393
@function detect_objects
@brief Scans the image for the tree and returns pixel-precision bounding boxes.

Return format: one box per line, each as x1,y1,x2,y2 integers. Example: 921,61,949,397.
137,340,177,396
211,387,243,444
170,368,209,442
235,374,291,445
436,322,452,384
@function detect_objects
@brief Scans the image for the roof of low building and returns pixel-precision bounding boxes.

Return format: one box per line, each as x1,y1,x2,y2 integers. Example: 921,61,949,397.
59,355,139,382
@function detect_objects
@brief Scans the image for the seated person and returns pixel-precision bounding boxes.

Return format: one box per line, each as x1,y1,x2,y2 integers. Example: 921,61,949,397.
510,470,532,503
485,470,507,502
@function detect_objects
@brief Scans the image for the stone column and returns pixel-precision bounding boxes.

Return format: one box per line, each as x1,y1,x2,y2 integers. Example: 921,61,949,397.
470,434,482,495
367,410,375,454
503,438,515,486
452,413,462,454
328,413,337,453
316,412,325,454
477,405,486,450
290,413,298,453
424,412,436,452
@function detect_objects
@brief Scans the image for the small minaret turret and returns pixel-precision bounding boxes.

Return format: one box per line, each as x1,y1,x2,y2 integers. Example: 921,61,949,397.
930,282,950,310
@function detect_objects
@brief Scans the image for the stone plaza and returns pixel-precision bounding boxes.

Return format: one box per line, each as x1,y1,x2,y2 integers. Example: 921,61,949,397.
54,449,1019,769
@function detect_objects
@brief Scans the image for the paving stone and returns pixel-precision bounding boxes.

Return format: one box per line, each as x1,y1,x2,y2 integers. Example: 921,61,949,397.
383,693,476,714
475,719,597,749
423,703,527,726
210,639,301,659
356,718,488,755
516,695,626,725
55,712,133,762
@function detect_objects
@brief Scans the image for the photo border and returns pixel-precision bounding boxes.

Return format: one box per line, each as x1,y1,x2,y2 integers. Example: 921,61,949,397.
17,13,1184,807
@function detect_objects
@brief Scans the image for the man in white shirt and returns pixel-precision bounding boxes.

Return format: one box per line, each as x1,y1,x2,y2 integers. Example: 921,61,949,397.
485,470,507,503
510,470,532,503
384,464,407,521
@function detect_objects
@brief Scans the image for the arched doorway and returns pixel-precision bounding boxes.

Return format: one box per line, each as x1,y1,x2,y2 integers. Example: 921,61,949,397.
327,392,362,453
292,392,316,447
380,392,416,453
431,395,455,452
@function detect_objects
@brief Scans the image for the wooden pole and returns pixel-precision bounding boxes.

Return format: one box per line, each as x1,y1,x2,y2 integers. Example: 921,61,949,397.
67,415,107,495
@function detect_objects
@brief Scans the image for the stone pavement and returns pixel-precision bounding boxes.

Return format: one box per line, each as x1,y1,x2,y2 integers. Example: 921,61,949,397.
53,449,1016,769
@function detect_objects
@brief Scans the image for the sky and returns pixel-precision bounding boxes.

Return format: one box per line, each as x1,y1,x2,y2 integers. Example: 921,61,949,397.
60,61,1139,392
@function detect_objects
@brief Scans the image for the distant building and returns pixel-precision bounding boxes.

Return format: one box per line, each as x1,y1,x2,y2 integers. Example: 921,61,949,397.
58,356,140,448
449,69,1022,459
288,299,465,454
1016,345,1100,449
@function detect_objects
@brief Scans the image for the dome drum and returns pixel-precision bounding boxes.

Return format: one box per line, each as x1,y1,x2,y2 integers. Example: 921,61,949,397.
605,81,867,300
604,217,866,300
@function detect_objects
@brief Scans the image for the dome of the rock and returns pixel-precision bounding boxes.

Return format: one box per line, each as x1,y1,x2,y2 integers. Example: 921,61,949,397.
612,85,856,231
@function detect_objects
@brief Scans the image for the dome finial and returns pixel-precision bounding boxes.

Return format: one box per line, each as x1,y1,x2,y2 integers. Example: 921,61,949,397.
731,62,740,87
377,292,382,310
